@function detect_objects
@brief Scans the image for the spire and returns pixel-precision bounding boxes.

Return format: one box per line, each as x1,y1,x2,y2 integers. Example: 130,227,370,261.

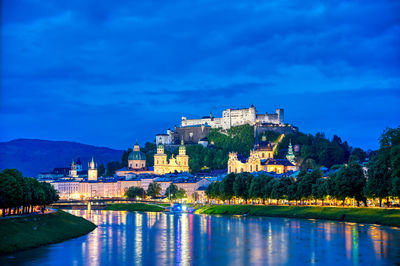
179,137,186,155
286,139,296,164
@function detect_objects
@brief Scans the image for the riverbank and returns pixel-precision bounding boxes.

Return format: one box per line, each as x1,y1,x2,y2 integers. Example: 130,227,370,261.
104,203,165,212
195,205,400,227
0,210,97,255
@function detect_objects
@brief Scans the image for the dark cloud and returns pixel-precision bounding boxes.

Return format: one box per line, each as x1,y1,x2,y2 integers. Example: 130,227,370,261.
1,0,399,149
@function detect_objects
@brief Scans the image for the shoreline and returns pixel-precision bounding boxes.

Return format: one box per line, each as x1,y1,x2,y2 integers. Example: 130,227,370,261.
194,205,400,228
0,210,97,255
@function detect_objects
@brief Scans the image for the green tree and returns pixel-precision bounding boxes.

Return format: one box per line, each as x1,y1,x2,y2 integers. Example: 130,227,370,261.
125,186,145,199
97,164,106,177
147,182,162,199
219,173,236,203
333,163,366,206
165,184,179,200
233,172,253,203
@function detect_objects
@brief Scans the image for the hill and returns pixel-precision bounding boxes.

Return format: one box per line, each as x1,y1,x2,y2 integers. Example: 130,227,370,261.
0,139,123,177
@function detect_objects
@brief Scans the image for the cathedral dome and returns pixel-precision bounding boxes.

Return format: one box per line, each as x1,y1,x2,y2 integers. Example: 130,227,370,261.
128,150,146,161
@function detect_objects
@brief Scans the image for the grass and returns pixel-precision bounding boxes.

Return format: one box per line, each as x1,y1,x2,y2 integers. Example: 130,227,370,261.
195,205,400,227
0,210,97,255
104,203,165,212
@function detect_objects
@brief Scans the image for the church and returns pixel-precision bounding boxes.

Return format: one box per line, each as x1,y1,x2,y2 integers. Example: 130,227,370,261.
154,140,189,175
228,136,297,174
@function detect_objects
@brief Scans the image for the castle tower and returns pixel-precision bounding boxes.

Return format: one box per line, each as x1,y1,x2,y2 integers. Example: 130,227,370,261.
88,157,98,181
128,142,146,169
286,140,296,165
176,139,189,172
276,108,284,124
69,160,78,178
154,142,168,175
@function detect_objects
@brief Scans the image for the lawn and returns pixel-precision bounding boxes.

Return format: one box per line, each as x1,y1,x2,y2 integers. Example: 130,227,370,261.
0,210,96,255
195,205,400,227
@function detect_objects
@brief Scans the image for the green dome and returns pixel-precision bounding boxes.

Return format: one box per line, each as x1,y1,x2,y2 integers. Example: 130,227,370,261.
128,150,146,160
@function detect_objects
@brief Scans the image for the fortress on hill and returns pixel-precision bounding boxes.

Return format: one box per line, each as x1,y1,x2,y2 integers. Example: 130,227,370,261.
156,105,297,146
181,105,284,130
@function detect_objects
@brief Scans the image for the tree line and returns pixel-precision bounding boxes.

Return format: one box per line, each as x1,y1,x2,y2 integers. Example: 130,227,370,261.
125,182,187,200
0,169,59,216
206,126,400,207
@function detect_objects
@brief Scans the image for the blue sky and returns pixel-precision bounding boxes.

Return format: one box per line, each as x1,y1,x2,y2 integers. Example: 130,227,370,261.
1,0,399,150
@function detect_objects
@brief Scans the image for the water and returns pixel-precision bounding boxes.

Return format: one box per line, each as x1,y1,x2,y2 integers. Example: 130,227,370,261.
1,210,400,265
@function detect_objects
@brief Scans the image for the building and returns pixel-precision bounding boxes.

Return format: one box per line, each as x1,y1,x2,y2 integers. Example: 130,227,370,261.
128,142,146,169
52,174,211,202
69,161,78,178
181,105,284,130
115,143,154,176
156,125,211,146
228,136,297,174
154,140,189,175
88,157,98,181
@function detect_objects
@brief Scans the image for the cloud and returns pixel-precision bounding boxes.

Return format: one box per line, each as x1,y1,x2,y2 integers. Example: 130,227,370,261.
1,0,399,150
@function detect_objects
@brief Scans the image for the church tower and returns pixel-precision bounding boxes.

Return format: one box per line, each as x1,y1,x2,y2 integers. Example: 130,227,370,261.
88,157,98,181
69,160,78,178
286,140,296,165
154,140,168,175
176,139,189,172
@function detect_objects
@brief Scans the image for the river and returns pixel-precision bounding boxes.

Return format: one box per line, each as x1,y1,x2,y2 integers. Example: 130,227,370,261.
1,210,400,265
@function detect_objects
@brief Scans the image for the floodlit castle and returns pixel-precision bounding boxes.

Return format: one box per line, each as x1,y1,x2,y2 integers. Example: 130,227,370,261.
154,139,189,175
228,136,297,174
181,105,284,130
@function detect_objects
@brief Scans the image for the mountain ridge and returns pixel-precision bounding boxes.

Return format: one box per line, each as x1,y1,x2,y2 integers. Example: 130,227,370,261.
0,138,124,177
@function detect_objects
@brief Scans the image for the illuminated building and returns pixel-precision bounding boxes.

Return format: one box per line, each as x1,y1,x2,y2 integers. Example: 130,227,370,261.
88,157,98,181
228,136,297,174
154,140,189,175
181,105,284,130
115,143,154,176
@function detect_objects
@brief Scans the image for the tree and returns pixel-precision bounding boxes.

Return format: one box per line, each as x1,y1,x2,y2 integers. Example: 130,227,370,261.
312,178,330,205
220,173,236,203
270,177,292,203
97,164,106,177
233,172,253,203
176,188,187,200
296,169,322,202
106,161,121,176
125,187,145,199
147,182,162,199
366,126,400,206
333,163,366,206
165,184,179,200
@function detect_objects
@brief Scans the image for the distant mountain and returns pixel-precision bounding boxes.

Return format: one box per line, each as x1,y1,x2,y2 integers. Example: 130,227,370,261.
0,139,124,177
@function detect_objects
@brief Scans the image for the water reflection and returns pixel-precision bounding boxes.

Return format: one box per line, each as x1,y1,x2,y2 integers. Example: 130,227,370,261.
1,210,400,265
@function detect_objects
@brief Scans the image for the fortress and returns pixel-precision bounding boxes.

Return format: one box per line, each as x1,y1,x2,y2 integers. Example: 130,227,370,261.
156,105,297,146
181,105,284,130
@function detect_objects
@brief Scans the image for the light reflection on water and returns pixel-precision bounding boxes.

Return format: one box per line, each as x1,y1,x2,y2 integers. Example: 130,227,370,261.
1,210,400,265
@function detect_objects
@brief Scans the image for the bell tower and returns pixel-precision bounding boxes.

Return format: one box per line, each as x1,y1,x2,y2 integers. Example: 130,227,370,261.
88,157,98,181
176,139,189,172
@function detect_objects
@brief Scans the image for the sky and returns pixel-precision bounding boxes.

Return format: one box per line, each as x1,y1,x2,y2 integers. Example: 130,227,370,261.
1,0,399,150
